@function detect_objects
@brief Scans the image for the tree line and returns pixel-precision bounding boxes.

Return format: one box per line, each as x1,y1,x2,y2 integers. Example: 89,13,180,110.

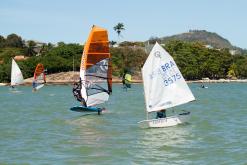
0,33,247,83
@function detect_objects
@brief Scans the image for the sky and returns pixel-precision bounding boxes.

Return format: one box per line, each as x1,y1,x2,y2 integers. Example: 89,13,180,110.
1,0,246,48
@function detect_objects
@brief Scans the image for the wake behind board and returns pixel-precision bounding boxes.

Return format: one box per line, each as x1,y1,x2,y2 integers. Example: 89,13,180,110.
70,105,102,113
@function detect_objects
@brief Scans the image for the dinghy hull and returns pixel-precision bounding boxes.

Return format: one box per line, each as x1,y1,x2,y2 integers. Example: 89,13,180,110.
138,112,190,128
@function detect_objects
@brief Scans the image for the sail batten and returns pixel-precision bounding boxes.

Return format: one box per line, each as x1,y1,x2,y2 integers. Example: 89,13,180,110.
142,43,195,113
88,51,109,54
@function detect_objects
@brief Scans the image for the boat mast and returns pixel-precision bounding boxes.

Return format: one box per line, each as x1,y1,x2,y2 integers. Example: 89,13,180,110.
73,55,75,83
142,69,149,120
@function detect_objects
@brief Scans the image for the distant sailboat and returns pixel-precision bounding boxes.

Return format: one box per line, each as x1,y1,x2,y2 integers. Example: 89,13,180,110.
70,25,112,115
32,63,46,91
200,83,208,89
10,58,24,89
138,43,195,128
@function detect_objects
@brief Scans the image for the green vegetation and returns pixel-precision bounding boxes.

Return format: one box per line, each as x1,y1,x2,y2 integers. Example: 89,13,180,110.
1,33,247,83
150,30,247,54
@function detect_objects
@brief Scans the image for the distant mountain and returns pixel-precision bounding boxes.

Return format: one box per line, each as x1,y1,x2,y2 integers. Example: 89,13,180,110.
149,30,246,54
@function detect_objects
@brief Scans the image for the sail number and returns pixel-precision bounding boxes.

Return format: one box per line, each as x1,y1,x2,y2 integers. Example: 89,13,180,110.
163,73,181,86
161,61,181,86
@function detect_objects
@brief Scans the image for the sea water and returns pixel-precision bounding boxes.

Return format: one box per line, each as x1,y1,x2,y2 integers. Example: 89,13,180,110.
0,83,247,164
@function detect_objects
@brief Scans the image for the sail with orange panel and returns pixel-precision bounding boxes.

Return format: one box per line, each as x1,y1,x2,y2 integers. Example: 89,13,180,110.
32,63,46,91
71,25,112,113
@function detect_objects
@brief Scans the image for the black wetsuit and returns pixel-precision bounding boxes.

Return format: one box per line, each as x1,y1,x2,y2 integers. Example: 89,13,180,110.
72,83,87,107
156,111,166,119
122,73,126,87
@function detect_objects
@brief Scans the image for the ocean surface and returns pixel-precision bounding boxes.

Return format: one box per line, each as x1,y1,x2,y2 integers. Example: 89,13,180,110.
0,83,247,164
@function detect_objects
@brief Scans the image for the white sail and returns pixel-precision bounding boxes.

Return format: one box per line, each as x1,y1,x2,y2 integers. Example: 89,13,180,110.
142,43,195,113
11,59,24,86
80,52,88,101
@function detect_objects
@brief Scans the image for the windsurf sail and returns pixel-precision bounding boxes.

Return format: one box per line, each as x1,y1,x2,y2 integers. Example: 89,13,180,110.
11,58,24,86
142,42,195,113
73,25,112,107
32,63,46,90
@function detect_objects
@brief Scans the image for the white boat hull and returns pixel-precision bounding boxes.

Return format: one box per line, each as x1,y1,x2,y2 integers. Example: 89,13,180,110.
138,112,190,128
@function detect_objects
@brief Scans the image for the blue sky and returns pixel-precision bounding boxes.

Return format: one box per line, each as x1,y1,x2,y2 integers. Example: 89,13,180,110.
1,0,246,48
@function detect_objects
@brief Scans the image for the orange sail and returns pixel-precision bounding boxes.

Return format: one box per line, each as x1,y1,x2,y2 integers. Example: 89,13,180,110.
81,25,112,86
77,25,112,106
33,63,46,90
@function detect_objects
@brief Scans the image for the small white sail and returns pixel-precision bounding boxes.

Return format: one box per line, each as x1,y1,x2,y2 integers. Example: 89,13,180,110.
142,43,195,113
11,59,24,86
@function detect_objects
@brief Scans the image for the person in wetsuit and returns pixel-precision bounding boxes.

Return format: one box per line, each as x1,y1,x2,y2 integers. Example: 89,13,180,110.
122,72,126,89
72,82,87,107
156,109,166,119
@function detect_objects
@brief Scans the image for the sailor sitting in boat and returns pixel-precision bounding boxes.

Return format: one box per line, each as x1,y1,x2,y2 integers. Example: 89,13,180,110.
72,82,87,107
32,80,37,88
156,109,166,119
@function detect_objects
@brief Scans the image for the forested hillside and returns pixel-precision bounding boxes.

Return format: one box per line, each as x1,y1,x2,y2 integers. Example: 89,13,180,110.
1,33,247,83
149,30,246,54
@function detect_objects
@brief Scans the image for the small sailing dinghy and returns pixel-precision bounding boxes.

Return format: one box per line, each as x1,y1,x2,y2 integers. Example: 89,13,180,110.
138,43,195,128
10,58,24,91
32,63,46,91
70,25,112,115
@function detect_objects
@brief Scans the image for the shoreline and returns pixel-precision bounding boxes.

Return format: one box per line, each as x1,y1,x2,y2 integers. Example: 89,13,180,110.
1,79,247,86
1,71,247,86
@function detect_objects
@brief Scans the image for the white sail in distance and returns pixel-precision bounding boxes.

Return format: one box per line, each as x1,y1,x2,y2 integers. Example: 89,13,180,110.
11,59,24,86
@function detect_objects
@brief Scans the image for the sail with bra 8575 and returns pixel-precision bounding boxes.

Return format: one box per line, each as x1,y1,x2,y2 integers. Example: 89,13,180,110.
142,42,195,113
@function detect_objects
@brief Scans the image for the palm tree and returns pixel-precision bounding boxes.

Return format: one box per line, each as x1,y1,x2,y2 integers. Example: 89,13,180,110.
114,23,125,38
26,40,37,56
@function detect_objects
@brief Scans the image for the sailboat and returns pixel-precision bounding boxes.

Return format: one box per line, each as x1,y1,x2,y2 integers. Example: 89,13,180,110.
70,25,112,115
32,63,46,91
138,43,195,128
10,58,24,90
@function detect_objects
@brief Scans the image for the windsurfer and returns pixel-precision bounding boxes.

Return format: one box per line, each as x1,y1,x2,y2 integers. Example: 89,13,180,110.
32,80,37,88
156,109,166,119
32,80,38,92
72,82,87,107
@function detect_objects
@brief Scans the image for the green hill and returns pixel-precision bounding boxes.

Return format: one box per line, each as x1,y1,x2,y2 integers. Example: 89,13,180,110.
149,30,245,54
165,30,231,48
